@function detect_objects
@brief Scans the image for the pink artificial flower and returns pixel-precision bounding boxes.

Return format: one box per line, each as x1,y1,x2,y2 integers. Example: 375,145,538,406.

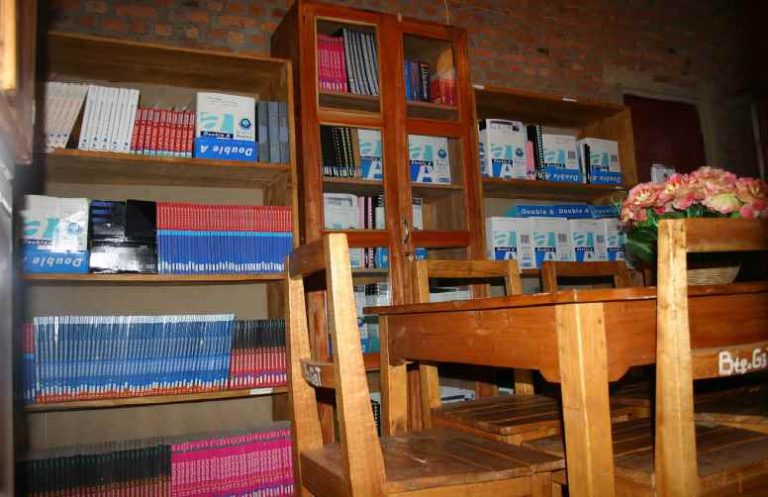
735,177,768,204
625,182,662,209
703,192,741,214
690,166,737,196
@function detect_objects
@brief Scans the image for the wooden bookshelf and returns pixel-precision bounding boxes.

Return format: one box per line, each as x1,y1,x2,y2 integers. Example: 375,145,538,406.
318,89,380,113
25,273,284,284
44,149,292,188
25,387,288,412
18,32,300,453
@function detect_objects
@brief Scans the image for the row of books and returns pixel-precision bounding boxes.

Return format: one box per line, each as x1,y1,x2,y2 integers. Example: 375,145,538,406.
77,84,140,153
22,315,287,404
323,193,423,231
317,28,380,96
229,320,286,389
156,202,293,274
479,119,622,184
404,59,431,102
41,83,291,164
41,82,90,152
131,107,195,157
18,423,293,497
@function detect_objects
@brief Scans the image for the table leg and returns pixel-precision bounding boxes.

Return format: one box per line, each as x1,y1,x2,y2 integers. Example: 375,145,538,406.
380,316,409,435
556,302,616,497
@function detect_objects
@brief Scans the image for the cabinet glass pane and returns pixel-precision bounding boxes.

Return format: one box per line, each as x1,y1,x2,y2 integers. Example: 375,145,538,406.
408,134,466,231
321,125,385,232
403,34,457,120
317,19,380,113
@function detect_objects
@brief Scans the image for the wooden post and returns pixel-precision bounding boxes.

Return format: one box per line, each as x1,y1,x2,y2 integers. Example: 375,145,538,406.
556,302,616,497
655,219,699,496
380,316,409,435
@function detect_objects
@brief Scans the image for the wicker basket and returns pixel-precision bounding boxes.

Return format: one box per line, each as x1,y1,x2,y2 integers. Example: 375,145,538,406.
686,264,740,286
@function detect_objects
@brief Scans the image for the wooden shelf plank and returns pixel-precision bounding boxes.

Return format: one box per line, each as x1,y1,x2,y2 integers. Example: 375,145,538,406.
323,177,384,195
24,273,284,284
25,386,288,412
406,100,458,120
474,85,625,127
43,149,291,188
412,230,471,248
323,229,390,247
319,90,380,114
482,177,625,202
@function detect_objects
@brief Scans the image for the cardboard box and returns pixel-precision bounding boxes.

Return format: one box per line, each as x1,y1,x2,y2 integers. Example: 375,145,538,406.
357,129,383,180
485,217,534,269
22,195,89,273
196,92,256,141
408,135,451,184
578,137,622,185
478,119,531,179
531,217,572,267
323,193,359,229
569,219,601,262
600,218,626,261
540,133,583,183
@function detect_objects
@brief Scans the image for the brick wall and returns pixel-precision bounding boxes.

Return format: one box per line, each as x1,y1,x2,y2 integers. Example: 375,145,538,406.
46,0,760,177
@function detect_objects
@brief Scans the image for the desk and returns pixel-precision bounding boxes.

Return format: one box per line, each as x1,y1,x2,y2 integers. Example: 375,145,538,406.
367,282,768,497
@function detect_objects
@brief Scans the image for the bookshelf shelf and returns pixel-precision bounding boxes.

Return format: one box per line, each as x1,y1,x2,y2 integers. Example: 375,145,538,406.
43,149,292,188
412,230,471,248
25,387,288,412
411,182,465,201
323,177,384,195
319,90,380,114
406,100,457,120
482,178,626,202
24,273,284,284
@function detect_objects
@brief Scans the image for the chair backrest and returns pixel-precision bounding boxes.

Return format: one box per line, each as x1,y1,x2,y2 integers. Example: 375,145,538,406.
655,218,768,496
412,259,532,424
540,260,632,292
413,259,522,302
286,234,386,496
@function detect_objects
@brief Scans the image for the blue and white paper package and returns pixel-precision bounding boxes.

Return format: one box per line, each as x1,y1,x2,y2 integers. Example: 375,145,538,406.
478,119,531,180
531,217,572,267
194,136,258,162
485,216,534,269
22,195,89,273
196,92,256,141
357,129,384,180
569,218,601,262
409,135,452,184
578,137,622,185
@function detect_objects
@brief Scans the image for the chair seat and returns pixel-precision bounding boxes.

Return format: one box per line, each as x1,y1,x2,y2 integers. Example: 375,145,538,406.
430,394,642,443
525,418,768,496
301,428,564,495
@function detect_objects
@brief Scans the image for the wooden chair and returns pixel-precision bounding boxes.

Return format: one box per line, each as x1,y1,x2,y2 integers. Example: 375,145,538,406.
541,260,650,416
286,234,564,497
414,259,638,445
648,217,768,496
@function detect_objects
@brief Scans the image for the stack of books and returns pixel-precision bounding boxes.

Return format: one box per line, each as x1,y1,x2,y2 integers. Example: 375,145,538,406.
18,424,293,497
23,316,289,404
77,84,140,153
229,319,287,389
89,199,157,273
156,202,293,274
41,82,89,151
132,107,195,157
316,28,379,96
255,100,290,163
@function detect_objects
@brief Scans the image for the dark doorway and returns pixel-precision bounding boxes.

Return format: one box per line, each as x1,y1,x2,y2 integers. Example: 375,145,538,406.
624,94,707,183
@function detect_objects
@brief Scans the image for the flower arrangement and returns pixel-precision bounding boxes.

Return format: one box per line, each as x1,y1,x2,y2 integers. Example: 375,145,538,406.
620,167,768,262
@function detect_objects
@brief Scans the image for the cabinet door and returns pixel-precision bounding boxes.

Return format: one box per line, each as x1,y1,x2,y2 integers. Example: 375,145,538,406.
0,0,37,165
0,147,13,497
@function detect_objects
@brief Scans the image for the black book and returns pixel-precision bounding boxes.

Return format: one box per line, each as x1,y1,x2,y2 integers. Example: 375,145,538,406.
320,125,335,176
526,124,546,179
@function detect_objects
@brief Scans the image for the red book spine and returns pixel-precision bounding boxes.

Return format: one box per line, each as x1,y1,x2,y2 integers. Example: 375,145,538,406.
161,109,171,155
185,109,195,158
173,110,183,157
129,107,141,153
149,108,160,155
335,37,348,92
136,108,147,154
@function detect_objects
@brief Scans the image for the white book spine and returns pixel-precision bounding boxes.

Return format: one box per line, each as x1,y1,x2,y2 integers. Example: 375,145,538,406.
58,84,85,150
88,85,105,151
49,83,66,151
111,88,126,152
55,83,73,150
42,82,56,151
104,87,119,151
122,89,139,153
78,85,96,150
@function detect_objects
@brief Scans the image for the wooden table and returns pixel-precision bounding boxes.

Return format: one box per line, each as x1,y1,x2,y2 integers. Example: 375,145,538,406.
367,282,768,497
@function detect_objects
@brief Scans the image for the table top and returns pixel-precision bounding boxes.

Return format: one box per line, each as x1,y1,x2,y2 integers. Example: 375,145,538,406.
365,281,768,316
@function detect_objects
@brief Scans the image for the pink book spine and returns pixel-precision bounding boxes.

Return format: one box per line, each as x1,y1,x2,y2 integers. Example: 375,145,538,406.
336,37,348,92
